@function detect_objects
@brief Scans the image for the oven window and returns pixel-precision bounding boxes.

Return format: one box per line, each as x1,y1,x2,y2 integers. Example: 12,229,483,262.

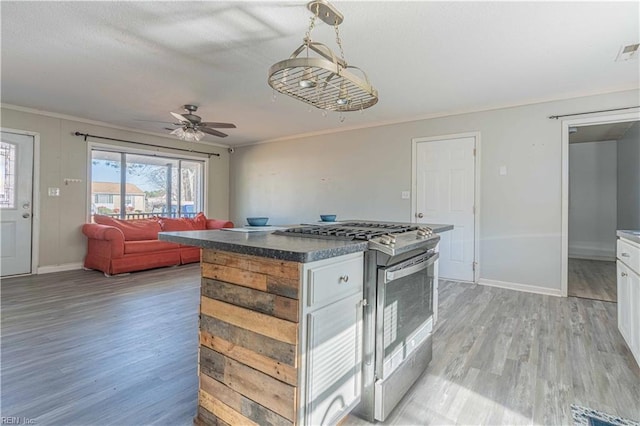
382,261,434,359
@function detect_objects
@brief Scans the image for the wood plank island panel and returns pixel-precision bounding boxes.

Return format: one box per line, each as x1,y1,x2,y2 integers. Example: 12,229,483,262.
197,249,302,426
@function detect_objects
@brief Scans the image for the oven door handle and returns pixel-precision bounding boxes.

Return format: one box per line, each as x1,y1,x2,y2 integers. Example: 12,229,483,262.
384,253,438,283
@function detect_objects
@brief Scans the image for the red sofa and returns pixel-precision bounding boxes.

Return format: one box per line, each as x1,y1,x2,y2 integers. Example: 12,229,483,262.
82,213,233,276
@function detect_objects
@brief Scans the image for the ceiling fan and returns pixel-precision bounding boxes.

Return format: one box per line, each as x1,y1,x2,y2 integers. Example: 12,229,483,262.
165,104,236,141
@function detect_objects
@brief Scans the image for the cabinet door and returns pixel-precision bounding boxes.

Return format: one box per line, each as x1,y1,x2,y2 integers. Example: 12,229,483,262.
628,267,640,364
305,293,363,425
617,261,633,348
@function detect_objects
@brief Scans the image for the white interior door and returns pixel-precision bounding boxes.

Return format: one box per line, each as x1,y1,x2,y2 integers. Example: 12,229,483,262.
1,131,34,276
415,136,476,282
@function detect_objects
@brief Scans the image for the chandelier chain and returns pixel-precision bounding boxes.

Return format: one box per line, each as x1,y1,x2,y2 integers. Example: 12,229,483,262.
304,3,319,46
334,21,346,65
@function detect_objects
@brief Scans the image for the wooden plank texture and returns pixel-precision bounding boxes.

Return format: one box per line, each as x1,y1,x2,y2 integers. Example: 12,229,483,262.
200,346,296,421
202,250,300,299
200,331,297,386
200,315,296,366
200,389,258,426
200,373,293,426
202,249,300,279
2,268,640,425
202,278,298,322
201,296,298,345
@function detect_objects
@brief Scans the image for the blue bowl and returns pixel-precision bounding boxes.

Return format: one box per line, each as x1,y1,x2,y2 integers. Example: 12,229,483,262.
320,214,337,222
246,217,269,226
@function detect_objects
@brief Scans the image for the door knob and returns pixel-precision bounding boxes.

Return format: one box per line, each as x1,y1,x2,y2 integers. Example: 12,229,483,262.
22,213,31,219
416,212,424,218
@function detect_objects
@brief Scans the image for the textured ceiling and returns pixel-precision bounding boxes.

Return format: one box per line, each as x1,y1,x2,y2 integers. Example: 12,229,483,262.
1,1,639,146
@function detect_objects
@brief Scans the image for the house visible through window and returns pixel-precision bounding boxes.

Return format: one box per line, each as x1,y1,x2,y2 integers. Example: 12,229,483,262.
90,148,204,220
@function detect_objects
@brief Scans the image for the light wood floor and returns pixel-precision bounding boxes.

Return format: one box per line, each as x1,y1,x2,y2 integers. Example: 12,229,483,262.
568,258,617,302
2,267,639,425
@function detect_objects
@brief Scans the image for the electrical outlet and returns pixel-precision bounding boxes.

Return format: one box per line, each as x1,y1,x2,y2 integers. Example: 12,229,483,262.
401,191,410,199
48,187,60,197
499,166,507,176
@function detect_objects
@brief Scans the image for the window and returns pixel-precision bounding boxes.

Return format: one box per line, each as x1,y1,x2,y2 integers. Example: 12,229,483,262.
0,142,16,209
94,194,113,203
91,148,205,220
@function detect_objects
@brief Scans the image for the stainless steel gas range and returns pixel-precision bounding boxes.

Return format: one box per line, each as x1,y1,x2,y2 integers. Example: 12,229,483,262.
276,221,440,422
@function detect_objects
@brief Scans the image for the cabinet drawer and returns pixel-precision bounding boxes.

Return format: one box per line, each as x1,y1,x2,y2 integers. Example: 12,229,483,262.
307,256,363,307
617,238,640,273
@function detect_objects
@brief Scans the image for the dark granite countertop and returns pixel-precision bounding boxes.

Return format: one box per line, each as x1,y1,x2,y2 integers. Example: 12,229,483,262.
159,222,453,263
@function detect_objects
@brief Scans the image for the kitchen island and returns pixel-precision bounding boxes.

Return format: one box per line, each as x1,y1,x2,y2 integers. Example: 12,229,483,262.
159,223,452,425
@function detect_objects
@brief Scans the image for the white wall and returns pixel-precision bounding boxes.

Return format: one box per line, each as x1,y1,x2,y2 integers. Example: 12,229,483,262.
230,89,640,293
617,121,640,230
0,106,230,272
568,141,617,260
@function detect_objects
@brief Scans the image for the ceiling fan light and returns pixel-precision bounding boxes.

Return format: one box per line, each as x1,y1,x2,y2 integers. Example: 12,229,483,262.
170,127,185,138
194,130,205,141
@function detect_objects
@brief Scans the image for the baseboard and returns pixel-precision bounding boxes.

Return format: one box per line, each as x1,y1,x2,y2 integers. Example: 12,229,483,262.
568,254,616,262
568,244,615,261
478,278,562,297
37,262,83,274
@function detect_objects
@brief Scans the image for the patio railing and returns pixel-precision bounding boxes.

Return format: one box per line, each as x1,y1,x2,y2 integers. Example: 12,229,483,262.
96,212,198,220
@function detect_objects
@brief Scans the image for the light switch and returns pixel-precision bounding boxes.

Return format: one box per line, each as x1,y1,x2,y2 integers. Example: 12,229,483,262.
401,191,410,199
48,187,60,196
499,166,507,176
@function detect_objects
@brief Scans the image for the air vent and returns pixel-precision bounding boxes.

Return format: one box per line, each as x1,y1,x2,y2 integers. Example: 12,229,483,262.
615,43,639,62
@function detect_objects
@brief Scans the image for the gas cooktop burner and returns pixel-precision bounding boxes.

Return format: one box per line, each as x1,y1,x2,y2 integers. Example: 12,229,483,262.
276,221,438,257
277,222,420,241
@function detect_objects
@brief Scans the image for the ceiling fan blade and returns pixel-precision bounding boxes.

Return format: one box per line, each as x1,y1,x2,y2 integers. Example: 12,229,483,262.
171,112,190,123
200,127,228,138
200,122,237,129
135,119,175,124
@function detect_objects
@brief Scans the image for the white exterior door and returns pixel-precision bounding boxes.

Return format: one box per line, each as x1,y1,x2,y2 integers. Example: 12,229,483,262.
1,131,34,276
415,136,476,282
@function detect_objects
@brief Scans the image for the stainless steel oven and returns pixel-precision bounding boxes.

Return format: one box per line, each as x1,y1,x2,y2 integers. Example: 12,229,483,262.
274,221,441,423
373,250,438,420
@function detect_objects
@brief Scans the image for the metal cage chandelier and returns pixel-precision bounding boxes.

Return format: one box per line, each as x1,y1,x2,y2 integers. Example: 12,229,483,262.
268,0,378,112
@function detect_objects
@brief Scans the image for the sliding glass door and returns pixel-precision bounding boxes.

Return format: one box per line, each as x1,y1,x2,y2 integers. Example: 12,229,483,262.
91,149,204,220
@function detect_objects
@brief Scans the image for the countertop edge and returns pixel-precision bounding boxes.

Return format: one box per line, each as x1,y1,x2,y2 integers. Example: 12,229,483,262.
617,230,640,246
159,231,368,263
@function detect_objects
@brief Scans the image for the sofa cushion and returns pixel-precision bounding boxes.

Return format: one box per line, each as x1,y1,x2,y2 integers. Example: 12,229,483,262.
160,212,208,231
94,215,161,241
124,240,180,255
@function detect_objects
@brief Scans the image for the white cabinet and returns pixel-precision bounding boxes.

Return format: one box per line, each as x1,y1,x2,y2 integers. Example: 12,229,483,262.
617,236,640,366
300,252,364,425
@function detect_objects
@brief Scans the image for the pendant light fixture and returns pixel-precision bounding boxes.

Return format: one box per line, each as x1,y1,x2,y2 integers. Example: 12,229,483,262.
268,0,378,112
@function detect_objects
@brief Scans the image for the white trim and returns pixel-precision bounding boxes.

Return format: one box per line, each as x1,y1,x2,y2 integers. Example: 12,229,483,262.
411,131,481,283
1,103,229,149
235,89,639,147
1,127,41,276
37,262,83,274
568,255,617,262
561,111,640,297
478,278,562,297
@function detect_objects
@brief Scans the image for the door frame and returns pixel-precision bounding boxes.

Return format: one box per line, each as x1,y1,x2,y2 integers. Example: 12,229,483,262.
411,131,481,283
1,127,41,275
560,111,640,297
